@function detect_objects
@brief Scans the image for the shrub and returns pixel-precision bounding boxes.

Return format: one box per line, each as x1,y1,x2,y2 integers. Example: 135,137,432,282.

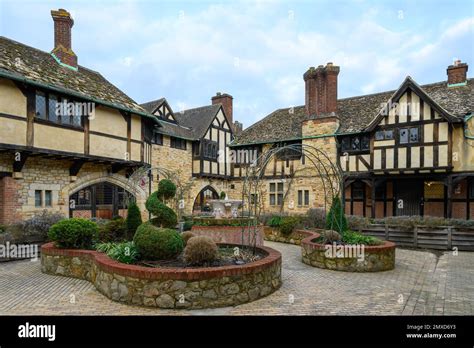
146,193,178,228
181,231,195,245
20,210,65,240
321,230,342,244
325,196,348,233
342,230,381,246
279,216,301,235
303,208,326,229
267,215,283,227
126,202,142,239
98,217,127,242
157,179,177,201
183,236,218,266
48,218,98,249
219,191,226,199
346,215,370,231
95,242,116,253
183,220,194,231
133,223,184,260
107,241,139,264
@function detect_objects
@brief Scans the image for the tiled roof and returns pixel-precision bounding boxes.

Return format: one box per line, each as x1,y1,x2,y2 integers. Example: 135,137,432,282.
0,36,154,119
232,78,474,145
140,98,166,114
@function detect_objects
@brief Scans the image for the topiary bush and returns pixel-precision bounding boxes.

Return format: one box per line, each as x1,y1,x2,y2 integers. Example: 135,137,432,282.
48,218,98,249
133,222,184,260
279,216,301,235
126,202,142,239
183,236,218,266
97,217,127,242
325,196,348,233
181,231,195,245
157,179,177,201
146,181,178,228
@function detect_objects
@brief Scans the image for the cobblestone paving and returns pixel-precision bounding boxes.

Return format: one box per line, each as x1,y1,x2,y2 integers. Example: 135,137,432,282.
0,242,472,315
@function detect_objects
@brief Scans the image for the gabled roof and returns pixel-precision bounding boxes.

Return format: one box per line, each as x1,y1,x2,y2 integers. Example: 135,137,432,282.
232,77,473,146
0,36,155,120
140,98,166,114
141,100,223,140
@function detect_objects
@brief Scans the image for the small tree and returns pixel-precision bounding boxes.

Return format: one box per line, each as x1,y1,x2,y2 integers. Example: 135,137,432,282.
126,202,142,239
325,196,348,234
146,180,178,228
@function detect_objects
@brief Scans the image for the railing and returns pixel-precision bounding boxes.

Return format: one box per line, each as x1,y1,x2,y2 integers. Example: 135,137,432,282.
357,224,474,251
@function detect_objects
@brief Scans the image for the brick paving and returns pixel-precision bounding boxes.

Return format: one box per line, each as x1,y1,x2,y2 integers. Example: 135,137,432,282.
0,242,473,315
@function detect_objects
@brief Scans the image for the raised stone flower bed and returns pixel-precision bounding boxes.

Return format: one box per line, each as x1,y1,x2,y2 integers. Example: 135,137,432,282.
191,225,264,246
41,242,281,309
263,227,314,245
300,231,395,272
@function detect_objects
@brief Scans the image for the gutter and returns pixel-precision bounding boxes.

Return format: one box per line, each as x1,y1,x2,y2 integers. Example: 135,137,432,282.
0,68,161,125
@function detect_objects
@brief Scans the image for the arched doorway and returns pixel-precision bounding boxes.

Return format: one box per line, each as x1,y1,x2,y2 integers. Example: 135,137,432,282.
69,182,134,219
193,186,219,213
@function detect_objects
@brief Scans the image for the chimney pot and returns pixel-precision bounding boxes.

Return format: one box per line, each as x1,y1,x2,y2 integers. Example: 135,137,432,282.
304,62,340,117
447,60,468,85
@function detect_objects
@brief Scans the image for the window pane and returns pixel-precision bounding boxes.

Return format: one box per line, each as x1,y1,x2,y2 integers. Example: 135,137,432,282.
277,193,283,205
298,190,302,205
72,103,82,126
48,95,58,122
351,137,360,150
269,183,275,192
45,190,52,207
269,193,276,205
352,182,364,200
375,131,384,140
35,92,47,119
304,190,310,205
385,130,394,140
399,128,409,144
361,136,370,150
341,137,350,151
410,127,419,143
277,183,283,192
35,190,42,207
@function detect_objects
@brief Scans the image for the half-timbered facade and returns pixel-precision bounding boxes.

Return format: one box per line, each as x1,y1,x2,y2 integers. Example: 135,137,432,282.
0,9,156,223
231,61,473,219
141,93,237,214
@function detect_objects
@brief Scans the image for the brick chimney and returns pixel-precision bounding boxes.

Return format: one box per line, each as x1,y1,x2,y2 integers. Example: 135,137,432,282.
303,62,340,117
212,92,233,124
51,9,77,69
233,121,243,135
447,60,468,85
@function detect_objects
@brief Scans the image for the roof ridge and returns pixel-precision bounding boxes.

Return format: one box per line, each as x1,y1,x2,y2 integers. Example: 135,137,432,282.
180,104,219,113
0,36,100,75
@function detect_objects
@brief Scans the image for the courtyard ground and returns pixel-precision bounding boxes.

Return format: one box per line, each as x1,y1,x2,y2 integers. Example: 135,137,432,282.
0,241,472,315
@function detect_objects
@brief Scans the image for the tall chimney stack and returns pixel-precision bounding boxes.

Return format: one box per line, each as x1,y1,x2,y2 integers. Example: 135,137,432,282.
304,62,340,117
212,92,233,125
447,60,468,86
51,9,77,69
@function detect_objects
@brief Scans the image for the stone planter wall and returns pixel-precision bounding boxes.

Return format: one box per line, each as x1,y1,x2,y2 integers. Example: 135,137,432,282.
300,231,396,272
41,242,281,309
190,225,264,246
263,227,315,245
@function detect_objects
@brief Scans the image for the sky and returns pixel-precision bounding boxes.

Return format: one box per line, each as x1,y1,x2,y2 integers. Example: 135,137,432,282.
0,0,473,128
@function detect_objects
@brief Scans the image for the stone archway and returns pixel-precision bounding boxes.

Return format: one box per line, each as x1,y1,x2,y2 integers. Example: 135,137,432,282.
192,185,219,213
60,172,148,220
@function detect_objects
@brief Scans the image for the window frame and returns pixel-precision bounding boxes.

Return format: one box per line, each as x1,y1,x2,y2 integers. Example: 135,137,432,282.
202,139,218,160
297,189,310,206
34,90,85,129
340,134,370,154
152,132,163,145
170,137,187,150
269,182,284,206
35,190,42,208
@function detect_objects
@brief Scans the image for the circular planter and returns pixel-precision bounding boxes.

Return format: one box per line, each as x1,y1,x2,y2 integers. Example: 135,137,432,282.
41,242,281,309
263,227,314,245
300,231,396,272
191,225,264,246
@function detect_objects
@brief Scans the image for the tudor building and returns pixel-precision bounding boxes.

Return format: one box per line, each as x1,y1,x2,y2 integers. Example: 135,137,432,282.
0,9,158,223
231,61,474,219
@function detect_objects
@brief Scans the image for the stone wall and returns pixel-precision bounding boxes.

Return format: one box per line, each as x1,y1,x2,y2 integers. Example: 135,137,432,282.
41,242,281,309
190,225,264,246
300,232,396,272
263,227,314,245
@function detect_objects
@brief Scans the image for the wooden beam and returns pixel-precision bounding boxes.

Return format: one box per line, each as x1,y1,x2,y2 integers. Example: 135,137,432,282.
26,89,35,147
69,160,85,176
446,175,453,219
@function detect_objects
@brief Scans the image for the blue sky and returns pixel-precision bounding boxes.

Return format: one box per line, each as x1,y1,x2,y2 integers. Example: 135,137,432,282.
0,0,473,127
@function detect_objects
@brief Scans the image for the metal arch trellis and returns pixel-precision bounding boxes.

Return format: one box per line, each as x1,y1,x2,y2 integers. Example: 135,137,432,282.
239,143,345,251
